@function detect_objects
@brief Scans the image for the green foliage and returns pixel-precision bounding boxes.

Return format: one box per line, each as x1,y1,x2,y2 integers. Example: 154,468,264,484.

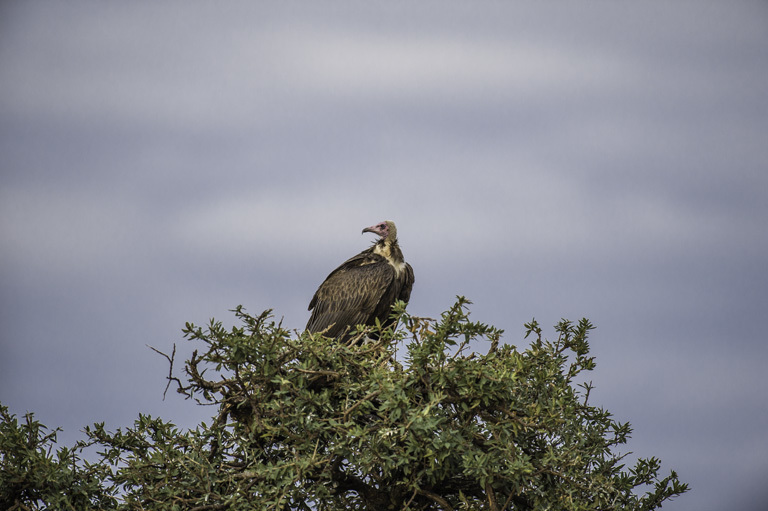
0,297,687,510
0,405,116,510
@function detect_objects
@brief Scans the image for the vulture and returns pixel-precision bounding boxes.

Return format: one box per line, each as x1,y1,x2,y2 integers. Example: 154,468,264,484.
306,220,414,341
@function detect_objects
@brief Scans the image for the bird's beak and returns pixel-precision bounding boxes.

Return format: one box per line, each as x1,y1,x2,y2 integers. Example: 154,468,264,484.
362,226,375,235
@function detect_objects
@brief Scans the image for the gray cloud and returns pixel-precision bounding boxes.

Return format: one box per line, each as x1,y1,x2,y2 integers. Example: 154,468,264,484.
2,2,767,510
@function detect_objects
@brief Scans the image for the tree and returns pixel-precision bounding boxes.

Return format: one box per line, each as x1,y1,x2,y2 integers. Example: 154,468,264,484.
0,405,116,510
0,297,687,510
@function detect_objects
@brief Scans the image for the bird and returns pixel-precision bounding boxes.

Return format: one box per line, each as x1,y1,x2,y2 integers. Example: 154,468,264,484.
306,220,414,341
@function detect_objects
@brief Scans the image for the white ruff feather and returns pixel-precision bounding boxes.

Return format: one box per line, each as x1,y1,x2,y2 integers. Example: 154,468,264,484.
373,243,406,276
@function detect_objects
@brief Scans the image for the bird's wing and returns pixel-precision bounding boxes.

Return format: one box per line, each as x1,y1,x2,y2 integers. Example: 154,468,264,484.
306,258,394,337
398,263,415,303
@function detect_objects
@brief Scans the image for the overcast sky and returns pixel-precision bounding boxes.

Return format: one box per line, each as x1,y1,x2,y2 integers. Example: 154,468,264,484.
1,1,767,509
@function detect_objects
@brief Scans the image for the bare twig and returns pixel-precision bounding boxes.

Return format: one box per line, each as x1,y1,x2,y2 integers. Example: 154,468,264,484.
188,503,229,511
486,482,499,511
343,390,382,422
501,492,517,510
295,368,341,377
146,343,183,400
416,489,454,511
403,488,419,509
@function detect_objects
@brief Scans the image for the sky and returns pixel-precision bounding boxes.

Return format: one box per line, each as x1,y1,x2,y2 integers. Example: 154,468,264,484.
1,1,767,509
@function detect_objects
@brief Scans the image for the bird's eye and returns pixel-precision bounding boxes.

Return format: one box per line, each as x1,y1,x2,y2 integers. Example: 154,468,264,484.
379,223,386,229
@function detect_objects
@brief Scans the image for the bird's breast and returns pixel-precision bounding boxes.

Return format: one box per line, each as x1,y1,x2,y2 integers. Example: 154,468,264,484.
390,260,407,276
372,244,406,276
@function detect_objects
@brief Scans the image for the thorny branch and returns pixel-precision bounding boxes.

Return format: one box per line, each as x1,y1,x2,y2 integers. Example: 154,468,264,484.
146,343,182,400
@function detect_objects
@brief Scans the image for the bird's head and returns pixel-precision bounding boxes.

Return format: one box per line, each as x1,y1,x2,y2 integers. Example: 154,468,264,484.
362,220,396,242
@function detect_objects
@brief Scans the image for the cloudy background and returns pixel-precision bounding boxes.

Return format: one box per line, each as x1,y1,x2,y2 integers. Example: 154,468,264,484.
2,1,767,509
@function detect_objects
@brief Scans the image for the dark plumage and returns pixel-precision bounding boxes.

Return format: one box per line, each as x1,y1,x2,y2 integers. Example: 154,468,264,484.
306,220,414,340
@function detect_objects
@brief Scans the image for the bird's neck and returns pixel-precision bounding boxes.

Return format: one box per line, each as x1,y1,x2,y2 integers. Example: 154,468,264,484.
373,238,406,274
